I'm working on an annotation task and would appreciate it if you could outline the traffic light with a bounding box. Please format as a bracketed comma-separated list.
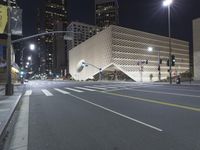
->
[158, 66, 160, 71]
[167, 59, 169, 66]
[159, 59, 162, 64]
[171, 55, 175, 66]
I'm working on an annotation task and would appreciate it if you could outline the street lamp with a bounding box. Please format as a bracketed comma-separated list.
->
[20, 43, 36, 69]
[163, 0, 173, 84]
[147, 47, 153, 52]
[29, 44, 35, 51]
[77, 60, 102, 81]
[147, 47, 161, 81]
[163, 0, 173, 6]
[27, 56, 32, 61]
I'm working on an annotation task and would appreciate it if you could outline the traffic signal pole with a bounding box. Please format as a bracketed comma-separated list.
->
[158, 50, 161, 81]
[168, 5, 172, 85]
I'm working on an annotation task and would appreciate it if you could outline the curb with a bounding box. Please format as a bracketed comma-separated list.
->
[0, 93, 23, 143]
[153, 83, 200, 87]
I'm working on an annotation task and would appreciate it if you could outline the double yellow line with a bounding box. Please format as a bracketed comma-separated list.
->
[99, 91, 200, 112]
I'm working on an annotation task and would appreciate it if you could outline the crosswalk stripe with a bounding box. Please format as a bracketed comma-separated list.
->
[41, 89, 53, 96]
[75, 87, 96, 92]
[85, 86, 106, 90]
[24, 90, 32, 96]
[54, 88, 70, 94]
[64, 88, 83, 93]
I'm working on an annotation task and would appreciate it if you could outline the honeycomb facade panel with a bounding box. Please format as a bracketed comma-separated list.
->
[69, 25, 189, 82]
[69, 27, 112, 80]
[111, 26, 189, 82]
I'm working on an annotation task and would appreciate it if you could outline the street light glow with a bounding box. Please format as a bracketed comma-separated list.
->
[28, 56, 32, 61]
[26, 62, 30, 65]
[148, 47, 153, 52]
[30, 44, 35, 51]
[163, 0, 173, 7]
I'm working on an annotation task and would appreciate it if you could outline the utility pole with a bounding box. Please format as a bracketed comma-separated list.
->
[5, 0, 13, 95]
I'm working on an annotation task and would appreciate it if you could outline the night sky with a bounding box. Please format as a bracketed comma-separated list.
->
[17, 0, 200, 47]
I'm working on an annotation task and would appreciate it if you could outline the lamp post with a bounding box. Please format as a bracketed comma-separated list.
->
[20, 44, 35, 69]
[148, 47, 161, 81]
[27, 56, 32, 70]
[163, 0, 173, 84]
[5, 0, 13, 95]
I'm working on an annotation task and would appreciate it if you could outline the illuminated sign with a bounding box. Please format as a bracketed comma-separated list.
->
[0, 4, 8, 33]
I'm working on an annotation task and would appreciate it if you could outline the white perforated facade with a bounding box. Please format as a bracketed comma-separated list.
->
[193, 18, 200, 80]
[69, 25, 189, 82]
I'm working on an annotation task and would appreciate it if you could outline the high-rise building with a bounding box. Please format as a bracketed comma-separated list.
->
[67, 22, 101, 51]
[193, 18, 200, 80]
[0, 0, 17, 7]
[37, 0, 68, 76]
[95, 0, 119, 28]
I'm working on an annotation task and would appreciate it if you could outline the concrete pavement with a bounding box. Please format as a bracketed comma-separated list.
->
[0, 85, 24, 149]
[3, 80, 200, 150]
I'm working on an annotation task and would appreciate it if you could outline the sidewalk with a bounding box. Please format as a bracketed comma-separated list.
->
[151, 80, 200, 86]
[0, 85, 24, 146]
[0, 85, 4, 92]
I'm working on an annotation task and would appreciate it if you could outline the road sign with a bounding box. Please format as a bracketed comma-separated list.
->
[0, 4, 8, 34]
[11, 8, 22, 35]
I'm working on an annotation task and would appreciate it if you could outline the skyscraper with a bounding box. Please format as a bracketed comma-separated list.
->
[67, 22, 101, 51]
[95, 0, 119, 28]
[0, 0, 17, 7]
[37, 0, 68, 76]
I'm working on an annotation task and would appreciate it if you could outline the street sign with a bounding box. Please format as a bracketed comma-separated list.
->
[64, 32, 73, 40]
[0, 4, 8, 34]
[11, 8, 22, 35]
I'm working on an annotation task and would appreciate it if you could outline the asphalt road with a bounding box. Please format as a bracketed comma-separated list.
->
[7, 80, 200, 150]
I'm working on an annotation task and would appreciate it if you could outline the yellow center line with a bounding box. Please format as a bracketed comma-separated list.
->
[125, 89, 200, 98]
[98, 91, 200, 112]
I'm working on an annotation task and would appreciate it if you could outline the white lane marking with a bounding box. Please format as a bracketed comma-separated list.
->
[69, 94, 163, 132]
[41, 89, 53, 96]
[106, 85, 163, 92]
[0, 108, 10, 112]
[24, 90, 32, 96]
[64, 87, 83, 93]
[54, 88, 70, 94]
[85, 86, 106, 90]
[75, 87, 96, 92]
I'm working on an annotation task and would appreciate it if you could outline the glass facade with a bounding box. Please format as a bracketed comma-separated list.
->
[95, 0, 119, 28]
[37, 0, 67, 76]
[67, 22, 101, 51]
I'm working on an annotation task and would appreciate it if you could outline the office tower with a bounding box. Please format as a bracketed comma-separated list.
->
[37, 0, 68, 76]
[95, 0, 119, 28]
[67, 22, 101, 50]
